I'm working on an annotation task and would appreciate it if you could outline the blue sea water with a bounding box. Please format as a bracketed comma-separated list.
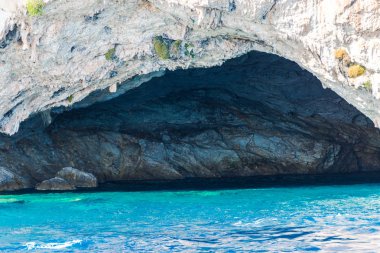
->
[1, 184, 380, 252]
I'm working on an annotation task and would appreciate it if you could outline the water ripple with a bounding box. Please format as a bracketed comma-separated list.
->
[0, 184, 380, 252]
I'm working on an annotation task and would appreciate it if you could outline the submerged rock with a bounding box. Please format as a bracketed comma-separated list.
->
[0, 167, 23, 191]
[56, 167, 97, 188]
[36, 177, 76, 191]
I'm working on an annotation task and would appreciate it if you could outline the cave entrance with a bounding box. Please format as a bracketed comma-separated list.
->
[3, 51, 380, 188]
[47, 50, 380, 177]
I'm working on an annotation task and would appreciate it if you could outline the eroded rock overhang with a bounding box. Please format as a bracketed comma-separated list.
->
[1, 50, 380, 191]
[0, 0, 380, 135]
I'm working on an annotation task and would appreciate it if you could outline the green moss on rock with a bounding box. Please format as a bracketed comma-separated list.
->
[363, 80, 372, 92]
[67, 95, 74, 103]
[172, 40, 182, 53]
[105, 48, 116, 61]
[26, 0, 45, 16]
[153, 36, 170, 60]
[184, 43, 195, 58]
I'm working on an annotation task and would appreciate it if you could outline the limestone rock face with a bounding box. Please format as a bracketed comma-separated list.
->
[0, 0, 379, 135]
[1, 1, 380, 191]
[0, 167, 24, 191]
[35, 177, 76, 191]
[56, 167, 98, 188]
[0, 51, 379, 191]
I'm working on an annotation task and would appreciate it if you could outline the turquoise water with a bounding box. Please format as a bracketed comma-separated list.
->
[1, 184, 380, 252]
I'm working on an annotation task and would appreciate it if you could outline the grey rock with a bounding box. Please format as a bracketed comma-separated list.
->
[35, 177, 76, 191]
[0, 0, 379, 137]
[0, 167, 23, 191]
[56, 167, 97, 188]
[0, 51, 379, 191]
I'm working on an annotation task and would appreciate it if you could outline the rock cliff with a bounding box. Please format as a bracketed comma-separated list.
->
[0, 0, 380, 191]
[1, 51, 380, 191]
[0, 0, 380, 134]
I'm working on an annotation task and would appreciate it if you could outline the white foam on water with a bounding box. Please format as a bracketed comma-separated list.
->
[25, 239, 82, 250]
[232, 218, 277, 227]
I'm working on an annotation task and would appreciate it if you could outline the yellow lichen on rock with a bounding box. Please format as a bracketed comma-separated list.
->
[348, 64, 366, 78]
[335, 48, 348, 60]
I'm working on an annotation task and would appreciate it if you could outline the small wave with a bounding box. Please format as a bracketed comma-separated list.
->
[232, 218, 275, 227]
[0, 198, 25, 204]
[25, 240, 82, 250]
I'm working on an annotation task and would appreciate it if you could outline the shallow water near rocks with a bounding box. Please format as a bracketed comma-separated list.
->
[1, 183, 380, 252]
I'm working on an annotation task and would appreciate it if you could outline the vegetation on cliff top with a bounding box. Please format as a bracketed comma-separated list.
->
[26, 0, 45, 16]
